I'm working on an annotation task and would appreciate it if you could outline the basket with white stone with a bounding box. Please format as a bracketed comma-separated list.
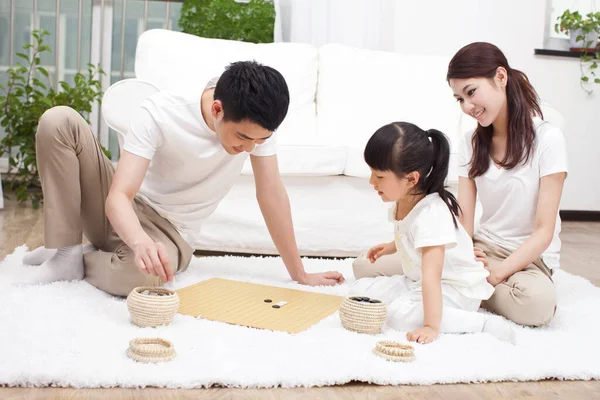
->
[339, 296, 387, 334]
[126, 286, 180, 327]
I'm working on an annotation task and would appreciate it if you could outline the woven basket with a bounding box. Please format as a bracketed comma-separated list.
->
[126, 337, 176, 363]
[126, 286, 180, 327]
[339, 296, 387, 334]
[373, 340, 415, 362]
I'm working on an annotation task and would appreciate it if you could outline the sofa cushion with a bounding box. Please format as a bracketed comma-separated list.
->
[241, 145, 347, 176]
[195, 175, 391, 257]
[101, 78, 160, 147]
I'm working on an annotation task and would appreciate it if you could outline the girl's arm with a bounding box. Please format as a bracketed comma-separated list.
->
[490, 172, 567, 284]
[407, 244, 444, 344]
[421, 245, 445, 331]
[457, 176, 477, 238]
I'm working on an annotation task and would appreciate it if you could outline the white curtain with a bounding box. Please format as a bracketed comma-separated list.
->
[275, 0, 398, 51]
[274, 0, 547, 62]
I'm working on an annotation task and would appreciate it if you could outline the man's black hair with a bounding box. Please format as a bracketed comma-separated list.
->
[214, 61, 290, 131]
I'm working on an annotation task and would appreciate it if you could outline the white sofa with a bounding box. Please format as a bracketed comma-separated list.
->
[102, 29, 565, 258]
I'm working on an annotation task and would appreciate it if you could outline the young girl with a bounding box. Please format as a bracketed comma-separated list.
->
[350, 122, 513, 344]
[447, 42, 568, 327]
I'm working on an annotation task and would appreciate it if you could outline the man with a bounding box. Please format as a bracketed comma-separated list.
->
[22, 61, 344, 296]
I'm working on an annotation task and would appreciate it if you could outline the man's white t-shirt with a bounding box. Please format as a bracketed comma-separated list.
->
[390, 193, 494, 300]
[457, 119, 568, 269]
[123, 78, 277, 247]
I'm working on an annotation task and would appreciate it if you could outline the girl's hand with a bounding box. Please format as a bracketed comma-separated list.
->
[485, 267, 503, 287]
[407, 326, 438, 344]
[474, 246, 488, 267]
[366, 241, 397, 263]
[473, 246, 503, 286]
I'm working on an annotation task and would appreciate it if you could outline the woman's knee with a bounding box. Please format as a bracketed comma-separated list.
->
[488, 279, 556, 326]
[515, 284, 556, 326]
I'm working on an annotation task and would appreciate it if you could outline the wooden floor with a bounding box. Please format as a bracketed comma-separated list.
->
[1, 196, 599, 399]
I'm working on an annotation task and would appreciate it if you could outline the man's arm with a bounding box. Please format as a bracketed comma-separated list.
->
[250, 154, 344, 286]
[105, 150, 173, 282]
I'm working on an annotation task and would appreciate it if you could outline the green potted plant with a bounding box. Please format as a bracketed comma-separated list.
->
[178, 0, 275, 43]
[0, 29, 108, 208]
[555, 10, 600, 93]
[555, 10, 600, 50]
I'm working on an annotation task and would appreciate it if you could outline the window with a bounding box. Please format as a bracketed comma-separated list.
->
[545, 0, 598, 48]
[0, 0, 183, 162]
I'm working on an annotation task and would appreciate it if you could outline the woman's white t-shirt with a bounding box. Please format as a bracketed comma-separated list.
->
[122, 78, 277, 247]
[390, 193, 494, 300]
[457, 119, 568, 269]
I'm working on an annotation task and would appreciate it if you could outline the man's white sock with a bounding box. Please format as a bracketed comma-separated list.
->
[20, 244, 84, 285]
[22, 246, 57, 266]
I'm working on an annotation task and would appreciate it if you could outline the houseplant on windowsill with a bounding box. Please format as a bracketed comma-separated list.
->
[555, 9, 600, 93]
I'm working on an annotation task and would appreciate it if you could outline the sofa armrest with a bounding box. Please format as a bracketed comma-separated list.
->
[101, 79, 160, 149]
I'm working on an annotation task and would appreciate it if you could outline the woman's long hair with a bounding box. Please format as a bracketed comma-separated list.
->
[447, 42, 542, 178]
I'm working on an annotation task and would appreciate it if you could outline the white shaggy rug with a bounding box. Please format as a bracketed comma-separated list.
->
[1, 245, 599, 389]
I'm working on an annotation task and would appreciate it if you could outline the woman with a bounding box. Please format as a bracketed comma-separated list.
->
[446, 42, 568, 327]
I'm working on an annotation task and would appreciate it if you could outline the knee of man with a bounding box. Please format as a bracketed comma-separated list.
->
[511, 280, 557, 327]
[352, 253, 372, 279]
[85, 248, 162, 297]
[36, 106, 77, 141]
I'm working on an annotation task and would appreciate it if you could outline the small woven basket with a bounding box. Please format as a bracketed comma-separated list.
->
[126, 286, 180, 327]
[126, 337, 176, 363]
[339, 296, 387, 334]
[373, 340, 416, 362]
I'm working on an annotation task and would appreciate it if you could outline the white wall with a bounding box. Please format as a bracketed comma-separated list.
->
[281, 0, 600, 211]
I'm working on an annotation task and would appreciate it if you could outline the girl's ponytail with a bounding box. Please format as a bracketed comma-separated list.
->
[424, 129, 461, 227]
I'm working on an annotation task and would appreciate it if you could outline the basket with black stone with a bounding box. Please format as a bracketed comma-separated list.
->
[126, 286, 180, 327]
[339, 296, 387, 334]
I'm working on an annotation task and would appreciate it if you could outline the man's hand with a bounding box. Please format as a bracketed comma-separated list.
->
[367, 241, 397, 263]
[406, 326, 439, 344]
[297, 271, 345, 286]
[132, 241, 173, 283]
